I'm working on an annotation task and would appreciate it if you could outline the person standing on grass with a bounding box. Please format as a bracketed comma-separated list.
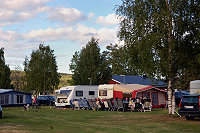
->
[32, 96, 38, 109]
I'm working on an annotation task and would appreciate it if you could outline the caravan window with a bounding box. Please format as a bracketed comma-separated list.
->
[99, 90, 107, 96]
[89, 91, 95, 95]
[76, 91, 83, 97]
[17, 95, 24, 103]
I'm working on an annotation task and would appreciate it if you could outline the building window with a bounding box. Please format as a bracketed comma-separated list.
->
[76, 91, 83, 97]
[17, 95, 24, 104]
[89, 91, 95, 95]
[0, 95, 10, 104]
[99, 90, 107, 96]
[0, 95, 4, 104]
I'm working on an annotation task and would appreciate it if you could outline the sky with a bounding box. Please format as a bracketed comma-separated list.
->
[0, 0, 123, 74]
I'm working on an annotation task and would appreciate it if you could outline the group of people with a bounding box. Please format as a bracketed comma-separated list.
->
[123, 97, 146, 112]
[70, 96, 149, 112]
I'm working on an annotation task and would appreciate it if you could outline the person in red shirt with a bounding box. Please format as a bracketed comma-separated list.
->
[32, 96, 38, 109]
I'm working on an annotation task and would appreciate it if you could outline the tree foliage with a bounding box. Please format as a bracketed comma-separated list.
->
[116, 0, 199, 114]
[0, 47, 11, 89]
[69, 37, 112, 85]
[10, 66, 26, 91]
[106, 43, 139, 75]
[24, 44, 60, 95]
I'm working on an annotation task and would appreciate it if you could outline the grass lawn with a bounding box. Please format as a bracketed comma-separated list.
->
[0, 107, 200, 133]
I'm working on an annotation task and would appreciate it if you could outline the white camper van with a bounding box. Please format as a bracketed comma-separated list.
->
[55, 85, 98, 107]
[190, 80, 200, 95]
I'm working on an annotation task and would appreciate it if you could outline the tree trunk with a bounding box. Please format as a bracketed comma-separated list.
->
[168, 79, 176, 114]
[165, 0, 176, 115]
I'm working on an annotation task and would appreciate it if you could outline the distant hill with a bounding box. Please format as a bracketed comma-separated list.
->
[10, 70, 72, 89]
[59, 73, 72, 88]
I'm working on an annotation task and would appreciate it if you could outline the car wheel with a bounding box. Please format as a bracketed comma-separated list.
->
[185, 116, 194, 120]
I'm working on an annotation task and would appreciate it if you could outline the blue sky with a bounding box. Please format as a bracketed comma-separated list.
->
[0, 0, 123, 73]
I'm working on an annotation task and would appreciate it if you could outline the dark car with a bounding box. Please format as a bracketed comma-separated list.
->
[37, 96, 55, 106]
[178, 95, 200, 120]
[0, 105, 2, 119]
[175, 90, 189, 106]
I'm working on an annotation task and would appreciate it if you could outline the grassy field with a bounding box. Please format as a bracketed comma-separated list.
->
[0, 107, 200, 133]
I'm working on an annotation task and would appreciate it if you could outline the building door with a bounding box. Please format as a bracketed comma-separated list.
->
[152, 92, 158, 106]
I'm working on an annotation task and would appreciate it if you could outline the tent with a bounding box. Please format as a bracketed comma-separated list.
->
[98, 84, 167, 108]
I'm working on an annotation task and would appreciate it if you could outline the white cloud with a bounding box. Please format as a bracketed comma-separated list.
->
[20, 23, 119, 47]
[1, 0, 50, 11]
[47, 7, 86, 24]
[0, 0, 50, 26]
[96, 13, 120, 26]
[88, 12, 95, 20]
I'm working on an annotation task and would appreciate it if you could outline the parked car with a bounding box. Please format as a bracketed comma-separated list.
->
[0, 105, 2, 119]
[178, 95, 200, 120]
[175, 90, 189, 106]
[37, 96, 55, 106]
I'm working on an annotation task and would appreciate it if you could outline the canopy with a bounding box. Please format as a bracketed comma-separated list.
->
[113, 84, 150, 93]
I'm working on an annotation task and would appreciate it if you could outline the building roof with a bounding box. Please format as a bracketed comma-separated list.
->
[0, 89, 13, 94]
[111, 75, 167, 86]
[0, 89, 31, 95]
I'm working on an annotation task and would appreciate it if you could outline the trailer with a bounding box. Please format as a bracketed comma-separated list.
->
[190, 80, 200, 95]
[55, 85, 98, 107]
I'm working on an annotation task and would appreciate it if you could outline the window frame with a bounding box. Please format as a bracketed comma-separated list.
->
[76, 91, 83, 97]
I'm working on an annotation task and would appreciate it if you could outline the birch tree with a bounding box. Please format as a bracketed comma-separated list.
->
[116, 0, 199, 114]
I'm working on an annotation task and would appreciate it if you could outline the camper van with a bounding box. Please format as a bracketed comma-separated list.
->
[55, 85, 98, 107]
[190, 80, 200, 95]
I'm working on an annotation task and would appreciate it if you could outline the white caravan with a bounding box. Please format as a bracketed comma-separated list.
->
[190, 80, 200, 95]
[55, 85, 98, 107]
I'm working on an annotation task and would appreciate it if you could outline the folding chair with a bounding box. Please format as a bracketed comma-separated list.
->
[82, 98, 89, 110]
[78, 99, 84, 110]
[134, 103, 143, 112]
[107, 99, 114, 111]
[113, 99, 118, 111]
[143, 101, 152, 112]
[117, 99, 125, 112]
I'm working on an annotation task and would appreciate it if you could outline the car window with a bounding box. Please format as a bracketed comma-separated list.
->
[38, 96, 48, 100]
[48, 96, 55, 100]
[182, 96, 199, 104]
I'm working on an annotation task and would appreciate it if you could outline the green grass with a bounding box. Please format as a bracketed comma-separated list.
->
[0, 107, 200, 133]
